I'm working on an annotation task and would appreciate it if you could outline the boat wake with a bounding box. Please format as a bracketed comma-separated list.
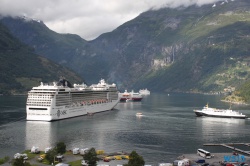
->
[136, 113, 145, 117]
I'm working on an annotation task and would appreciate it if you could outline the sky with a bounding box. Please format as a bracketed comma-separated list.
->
[0, 0, 222, 40]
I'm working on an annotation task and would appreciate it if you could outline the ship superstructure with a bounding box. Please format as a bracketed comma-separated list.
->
[26, 78, 119, 121]
[194, 104, 248, 119]
[139, 89, 150, 95]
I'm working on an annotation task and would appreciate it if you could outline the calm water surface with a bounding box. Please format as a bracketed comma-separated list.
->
[0, 93, 250, 165]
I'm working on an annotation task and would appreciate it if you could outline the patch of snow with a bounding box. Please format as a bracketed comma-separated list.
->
[32, 18, 41, 23]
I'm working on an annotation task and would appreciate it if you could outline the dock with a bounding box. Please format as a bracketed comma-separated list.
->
[204, 143, 250, 156]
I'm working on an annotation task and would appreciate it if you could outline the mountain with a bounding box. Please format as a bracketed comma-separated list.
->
[0, 22, 83, 95]
[89, 0, 250, 92]
[0, 16, 89, 73]
[1, 0, 250, 94]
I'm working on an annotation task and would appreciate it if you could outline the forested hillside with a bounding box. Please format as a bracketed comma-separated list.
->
[0, 23, 83, 95]
[0, 16, 89, 73]
[135, 20, 250, 92]
[236, 81, 250, 102]
[224, 80, 250, 103]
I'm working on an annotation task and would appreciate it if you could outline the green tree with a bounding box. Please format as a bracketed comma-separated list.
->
[83, 148, 98, 166]
[124, 151, 145, 166]
[45, 149, 57, 164]
[56, 142, 66, 154]
[12, 157, 31, 166]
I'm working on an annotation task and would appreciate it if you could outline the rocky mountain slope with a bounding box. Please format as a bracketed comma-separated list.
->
[1, 0, 250, 93]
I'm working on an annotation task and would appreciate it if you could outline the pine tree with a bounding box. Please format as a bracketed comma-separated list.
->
[124, 150, 145, 166]
[83, 148, 98, 166]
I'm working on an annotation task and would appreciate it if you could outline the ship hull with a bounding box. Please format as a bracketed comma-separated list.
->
[26, 100, 119, 121]
[200, 113, 247, 119]
[194, 111, 204, 117]
[194, 110, 247, 119]
[120, 97, 143, 102]
[131, 98, 143, 101]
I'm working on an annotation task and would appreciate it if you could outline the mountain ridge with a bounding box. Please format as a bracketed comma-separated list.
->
[1, 0, 250, 97]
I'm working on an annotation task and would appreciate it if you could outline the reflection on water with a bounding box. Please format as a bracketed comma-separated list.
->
[119, 101, 142, 110]
[199, 116, 246, 125]
[197, 117, 246, 143]
[25, 121, 53, 150]
[200, 117, 246, 126]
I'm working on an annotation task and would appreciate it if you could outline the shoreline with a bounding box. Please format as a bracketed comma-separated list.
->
[5, 149, 250, 166]
[221, 99, 248, 106]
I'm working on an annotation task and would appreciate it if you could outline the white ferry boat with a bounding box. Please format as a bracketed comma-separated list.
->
[139, 88, 150, 95]
[26, 77, 119, 121]
[194, 104, 248, 119]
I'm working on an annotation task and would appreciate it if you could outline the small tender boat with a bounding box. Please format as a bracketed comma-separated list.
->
[136, 112, 143, 117]
[194, 104, 248, 119]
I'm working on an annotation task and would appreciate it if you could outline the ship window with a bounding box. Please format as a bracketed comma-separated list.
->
[29, 108, 47, 110]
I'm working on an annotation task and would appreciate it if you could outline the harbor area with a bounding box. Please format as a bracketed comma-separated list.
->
[9, 149, 130, 166]
[180, 152, 250, 166]
[8, 151, 250, 166]
[177, 143, 250, 166]
[7, 143, 250, 166]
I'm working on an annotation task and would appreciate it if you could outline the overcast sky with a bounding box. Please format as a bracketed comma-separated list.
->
[0, 0, 222, 40]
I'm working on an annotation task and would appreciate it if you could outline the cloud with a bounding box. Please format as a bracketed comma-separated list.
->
[0, 0, 221, 40]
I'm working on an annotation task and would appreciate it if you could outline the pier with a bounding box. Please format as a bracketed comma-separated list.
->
[204, 143, 250, 156]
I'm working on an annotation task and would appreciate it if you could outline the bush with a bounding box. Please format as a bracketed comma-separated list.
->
[45, 149, 57, 164]
[0, 156, 9, 165]
[124, 151, 145, 166]
[83, 148, 98, 166]
[12, 157, 31, 166]
[56, 142, 66, 154]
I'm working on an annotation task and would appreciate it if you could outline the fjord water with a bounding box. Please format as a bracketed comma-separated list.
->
[0, 93, 250, 164]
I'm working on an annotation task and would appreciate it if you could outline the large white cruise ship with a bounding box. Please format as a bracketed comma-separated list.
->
[26, 77, 119, 121]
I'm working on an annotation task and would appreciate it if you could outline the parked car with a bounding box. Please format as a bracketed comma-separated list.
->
[14, 153, 28, 160]
[80, 148, 90, 155]
[31, 146, 40, 154]
[201, 163, 209, 166]
[103, 158, 110, 162]
[81, 160, 88, 166]
[73, 148, 80, 155]
[45, 147, 52, 153]
[196, 159, 206, 164]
